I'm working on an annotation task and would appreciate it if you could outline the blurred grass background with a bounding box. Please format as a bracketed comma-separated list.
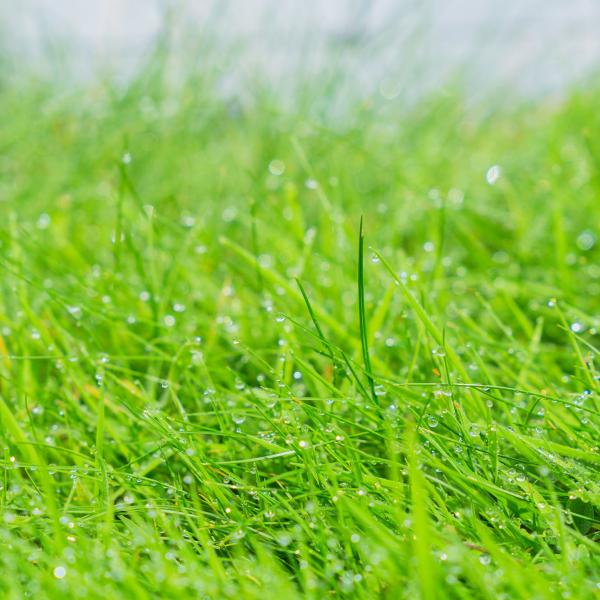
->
[0, 2, 599, 599]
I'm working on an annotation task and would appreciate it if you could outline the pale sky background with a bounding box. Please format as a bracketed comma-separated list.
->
[4, 1, 600, 100]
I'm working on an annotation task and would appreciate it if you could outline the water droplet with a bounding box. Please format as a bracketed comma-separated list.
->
[122, 152, 132, 164]
[37, 213, 51, 230]
[276, 532, 292, 547]
[576, 230, 596, 251]
[485, 165, 501, 185]
[268, 159, 285, 176]
[479, 553, 491, 566]
[53, 566, 67, 579]
[570, 322, 584, 333]
[232, 529, 245, 541]
[222, 207, 237, 222]
[427, 416, 439, 428]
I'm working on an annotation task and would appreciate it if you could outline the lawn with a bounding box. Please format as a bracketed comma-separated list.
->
[0, 46, 599, 599]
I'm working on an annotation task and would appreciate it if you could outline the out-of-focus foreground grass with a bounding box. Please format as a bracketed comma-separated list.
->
[0, 39, 599, 599]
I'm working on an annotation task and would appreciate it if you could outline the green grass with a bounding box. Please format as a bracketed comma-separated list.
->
[0, 54, 599, 599]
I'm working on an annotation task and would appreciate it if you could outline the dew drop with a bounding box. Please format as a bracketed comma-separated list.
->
[570, 322, 584, 333]
[479, 553, 491, 566]
[427, 416, 439, 428]
[53, 566, 67, 579]
[268, 159, 285, 176]
[485, 165, 501, 185]
[37, 213, 51, 229]
[576, 230, 596, 251]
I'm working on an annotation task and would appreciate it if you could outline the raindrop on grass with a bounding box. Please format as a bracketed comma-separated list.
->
[232, 529, 245, 541]
[427, 416, 439, 428]
[276, 533, 292, 547]
[53, 566, 67, 579]
[485, 165, 501, 185]
[576, 230, 596, 251]
[181, 215, 195, 228]
[37, 213, 51, 229]
[268, 159, 285, 176]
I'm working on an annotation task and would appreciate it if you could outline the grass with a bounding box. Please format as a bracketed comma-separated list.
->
[0, 45, 599, 599]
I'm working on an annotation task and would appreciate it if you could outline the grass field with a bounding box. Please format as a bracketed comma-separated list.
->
[0, 45, 599, 599]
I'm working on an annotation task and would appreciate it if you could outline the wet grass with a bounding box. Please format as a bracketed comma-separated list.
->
[0, 62, 599, 599]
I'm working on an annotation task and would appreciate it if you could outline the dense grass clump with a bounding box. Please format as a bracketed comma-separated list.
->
[0, 62, 599, 598]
